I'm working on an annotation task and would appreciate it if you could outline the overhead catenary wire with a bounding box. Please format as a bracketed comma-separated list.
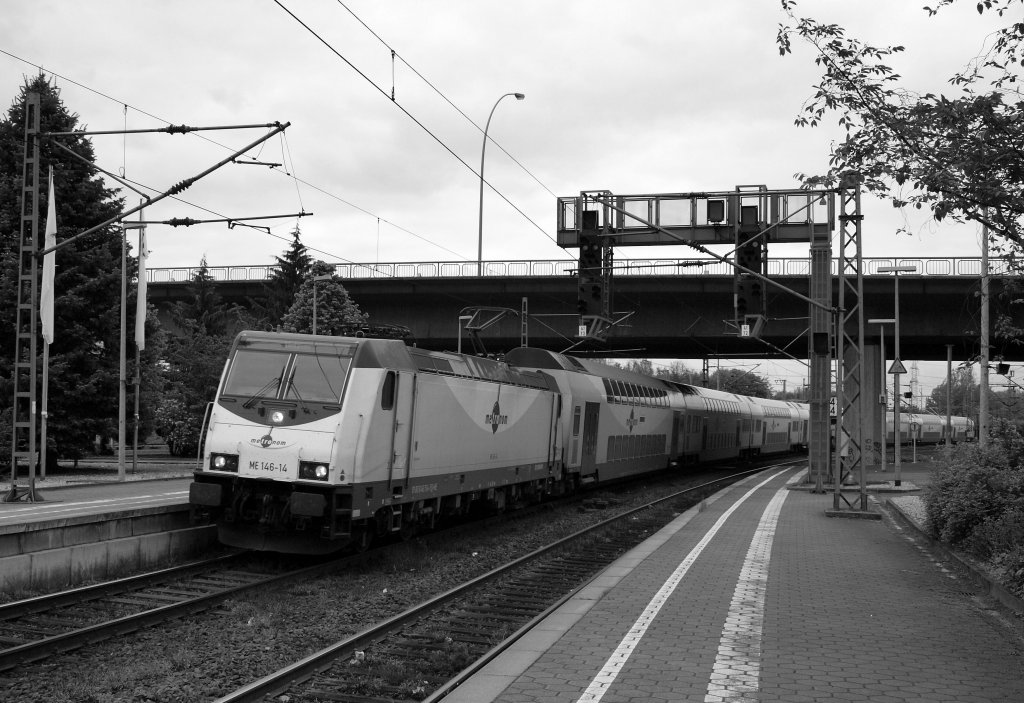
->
[0, 47, 472, 262]
[272, 0, 559, 249]
[334, 0, 557, 199]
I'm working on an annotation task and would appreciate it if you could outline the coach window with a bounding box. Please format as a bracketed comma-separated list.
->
[381, 371, 396, 410]
[572, 406, 582, 436]
[612, 380, 624, 403]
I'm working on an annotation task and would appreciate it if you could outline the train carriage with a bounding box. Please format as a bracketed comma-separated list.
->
[505, 348, 678, 483]
[883, 411, 975, 445]
[754, 397, 805, 455]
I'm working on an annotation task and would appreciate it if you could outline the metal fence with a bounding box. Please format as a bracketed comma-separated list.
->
[147, 257, 1014, 284]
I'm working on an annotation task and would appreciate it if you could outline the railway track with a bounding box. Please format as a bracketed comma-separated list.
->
[0, 465, 688, 676]
[0, 551, 358, 672]
[214, 462, 802, 702]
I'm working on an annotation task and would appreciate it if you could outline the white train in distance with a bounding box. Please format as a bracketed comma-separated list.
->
[189, 332, 810, 554]
[883, 411, 974, 444]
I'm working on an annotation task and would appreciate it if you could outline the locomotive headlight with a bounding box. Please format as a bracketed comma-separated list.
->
[210, 453, 239, 472]
[299, 461, 330, 481]
[270, 410, 286, 424]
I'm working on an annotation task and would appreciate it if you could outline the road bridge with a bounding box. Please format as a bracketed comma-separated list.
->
[146, 257, 1022, 361]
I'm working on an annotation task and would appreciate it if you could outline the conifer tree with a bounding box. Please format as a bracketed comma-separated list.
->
[281, 260, 368, 335]
[170, 256, 239, 336]
[156, 258, 237, 456]
[0, 75, 162, 463]
[262, 226, 312, 327]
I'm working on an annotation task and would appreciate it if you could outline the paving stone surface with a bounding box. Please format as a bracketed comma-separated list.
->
[445, 468, 1024, 703]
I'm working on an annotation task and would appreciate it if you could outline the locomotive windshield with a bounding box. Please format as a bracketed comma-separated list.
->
[224, 348, 353, 405]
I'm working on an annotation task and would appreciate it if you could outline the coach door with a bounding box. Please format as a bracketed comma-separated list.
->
[580, 402, 600, 477]
[387, 371, 417, 497]
[670, 412, 682, 463]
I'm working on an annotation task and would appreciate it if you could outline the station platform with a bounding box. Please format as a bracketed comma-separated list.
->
[442, 464, 1024, 703]
[0, 463, 210, 594]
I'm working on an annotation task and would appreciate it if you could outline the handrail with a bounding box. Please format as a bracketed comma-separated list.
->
[147, 256, 1017, 284]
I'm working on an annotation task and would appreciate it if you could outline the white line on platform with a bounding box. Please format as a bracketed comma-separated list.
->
[0, 492, 189, 520]
[703, 478, 793, 702]
[574, 470, 790, 703]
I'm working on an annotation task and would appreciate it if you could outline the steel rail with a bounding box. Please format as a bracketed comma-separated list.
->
[0, 550, 362, 672]
[0, 553, 242, 621]
[214, 460, 805, 703]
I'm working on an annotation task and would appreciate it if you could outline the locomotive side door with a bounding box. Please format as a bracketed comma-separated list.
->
[580, 401, 600, 477]
[387, 371, 417, 496]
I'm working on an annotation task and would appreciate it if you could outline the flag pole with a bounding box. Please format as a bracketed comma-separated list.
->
[38, 166, 58, 492]
[40, 342, 48, 481]
[132, 202, 146, 474]
[118, 223, 127, 481]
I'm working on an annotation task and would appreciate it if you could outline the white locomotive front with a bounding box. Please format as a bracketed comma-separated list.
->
[190, 332, 562, 553]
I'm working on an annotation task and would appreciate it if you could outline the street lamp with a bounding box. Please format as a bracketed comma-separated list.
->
[477, 92, 525, 277]
[868, 318, 895, 475]
[311, 273, 333, 335]
[877, 264, 916, 486]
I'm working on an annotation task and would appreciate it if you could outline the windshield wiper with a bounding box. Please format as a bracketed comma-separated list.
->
[242, 377, 282, 409]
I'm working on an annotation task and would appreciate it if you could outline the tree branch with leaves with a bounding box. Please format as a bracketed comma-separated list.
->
[777, 0, 1024, 251]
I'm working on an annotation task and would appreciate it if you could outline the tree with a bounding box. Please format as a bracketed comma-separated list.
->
[775, 383, 808, 401]
[261, 225, 312, 328]
[281, 260, 368, 335]
[989, 388, 1024, 432]
[0, 75, 149, 463]
[170, 255, 240, 336]
[655, 361, 705, 386]
[776, 1, 1024, 249]
[928, 366, 980, 418]
[711, 368, 774, 398]
[622, 359, 655, 377]
[155, 260, 238, 456]
[155, 320, 231, 457]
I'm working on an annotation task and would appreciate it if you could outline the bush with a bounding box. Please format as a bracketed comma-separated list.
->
[925, 419, 1024, 596]
[990, 545, 1024, 599]
[154, 396, 203, 457]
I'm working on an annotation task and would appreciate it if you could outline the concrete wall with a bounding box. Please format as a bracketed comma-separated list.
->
[0, 507, 217, 595]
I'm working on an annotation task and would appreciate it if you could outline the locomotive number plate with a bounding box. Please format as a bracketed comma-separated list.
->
[249, 460, 289, 473]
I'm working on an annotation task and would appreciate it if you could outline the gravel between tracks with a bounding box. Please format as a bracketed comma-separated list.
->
[0, 479, 695, 703]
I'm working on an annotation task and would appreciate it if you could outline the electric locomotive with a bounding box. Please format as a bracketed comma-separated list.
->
[190, 332, 563, 553]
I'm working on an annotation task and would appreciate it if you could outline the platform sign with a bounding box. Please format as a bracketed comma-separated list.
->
[829, 396, 836, 417]
[888, 359, 908, 375]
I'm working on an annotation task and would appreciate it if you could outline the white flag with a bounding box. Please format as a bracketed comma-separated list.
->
[40, 167, 57, 344]
[135, 225, 148, 350]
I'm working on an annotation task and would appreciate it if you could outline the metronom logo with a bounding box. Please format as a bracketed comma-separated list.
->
[486, 401, 508, 434]
[252, 434, 287, 449]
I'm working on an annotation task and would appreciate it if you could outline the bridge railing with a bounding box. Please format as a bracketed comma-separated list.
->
[147, 257, 1015, 283]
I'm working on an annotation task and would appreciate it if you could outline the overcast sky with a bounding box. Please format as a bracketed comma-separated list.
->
[1, 0, 1010, 392]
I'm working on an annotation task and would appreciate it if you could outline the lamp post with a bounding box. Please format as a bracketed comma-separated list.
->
[477, 92, 524, 277]
[869, 318, 895, 475]
[878, 265, 916, 486]
[311, 273, 333, 335]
